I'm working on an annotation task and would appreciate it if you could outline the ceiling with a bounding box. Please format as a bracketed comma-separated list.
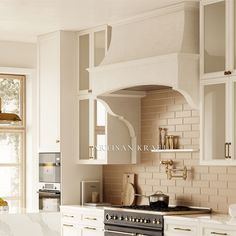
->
[0, 0, 198, 43]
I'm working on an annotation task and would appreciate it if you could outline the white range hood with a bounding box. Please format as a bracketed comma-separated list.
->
[89, 2, 199, 109]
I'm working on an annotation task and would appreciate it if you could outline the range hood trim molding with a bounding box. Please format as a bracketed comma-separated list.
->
[89, 53, 199, 109]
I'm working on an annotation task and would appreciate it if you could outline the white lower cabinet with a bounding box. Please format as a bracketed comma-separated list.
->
[164, 218, 198, 236]
[62, 223, 79, 236]
[200, 223, 236, 236]
[80, 226, 104, 236]
[165, 216, 236, 236]
[61, 206, 104, 236]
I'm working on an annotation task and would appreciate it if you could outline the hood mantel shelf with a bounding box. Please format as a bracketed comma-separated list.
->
[89, 2, 200, 109]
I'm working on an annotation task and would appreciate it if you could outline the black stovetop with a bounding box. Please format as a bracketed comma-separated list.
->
[105, 204, 211, 216]
[118, 205, 197, 212]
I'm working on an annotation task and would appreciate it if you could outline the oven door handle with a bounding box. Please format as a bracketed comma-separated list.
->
[105, 229, 136, 235]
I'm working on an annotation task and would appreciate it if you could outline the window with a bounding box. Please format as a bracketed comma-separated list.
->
[0, 74, 26, 208]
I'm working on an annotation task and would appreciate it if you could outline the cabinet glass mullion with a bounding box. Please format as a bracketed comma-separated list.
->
[204, 1, 226, 74]
[203, 82, 226, 160]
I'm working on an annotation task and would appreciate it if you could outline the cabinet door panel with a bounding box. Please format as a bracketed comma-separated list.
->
[39, 34, 60, 152]
[204, 1, 226, 73]
[203, 83, 226, 160]
[81, 227, 104, 236]
[62, 224, 79, 236]
[203, 227, 236, 236]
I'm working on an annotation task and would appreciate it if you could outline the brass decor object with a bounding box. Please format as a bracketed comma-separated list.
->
[160, 160, 188, 180]
[0, 97, 21, 122]
[158, 127, 179, 150]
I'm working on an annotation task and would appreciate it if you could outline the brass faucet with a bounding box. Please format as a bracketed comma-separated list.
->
[160, 160, 173, 174]
[160, 159, 188, 180]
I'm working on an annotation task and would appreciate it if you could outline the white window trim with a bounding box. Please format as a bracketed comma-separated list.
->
[0, 67, 37, 211]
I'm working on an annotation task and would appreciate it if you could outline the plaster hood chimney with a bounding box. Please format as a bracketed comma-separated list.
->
[89, 2, 200, 109]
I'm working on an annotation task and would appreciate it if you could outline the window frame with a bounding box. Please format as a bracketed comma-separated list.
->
[0, 74, 26, 208]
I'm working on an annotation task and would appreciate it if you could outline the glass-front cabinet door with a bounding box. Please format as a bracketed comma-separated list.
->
[78, 96, 95, 161]
[79, 34, 90, 91]
[94, 30, 106, 66]
[203, 1, 226, 75]
[78, 26, 109, 93]
[77, 96, 108, 163]
[233, 77, 236, 160]
[234, 0, 236, 71]
[201, 81, 227, 162]
[94, 100, 107, 161]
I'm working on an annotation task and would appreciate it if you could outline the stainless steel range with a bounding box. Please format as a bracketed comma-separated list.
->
[104, 205, 211, 236]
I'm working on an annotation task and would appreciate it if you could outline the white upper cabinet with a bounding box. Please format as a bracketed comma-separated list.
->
[234, 0, 236, 71]
[78, 26, 111, 93]
[200, 0, 236, 78]
[76, 95, 141, 165]
[76, 26, 140, 165]
[200, 76, 236, 165]
[200, 0, 236, 165]
[38, 32, 61, 152]
[79, 34, 90, 91]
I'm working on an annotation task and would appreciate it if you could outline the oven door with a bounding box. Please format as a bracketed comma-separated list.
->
[39, 153, 60, 183]
[104, 225, 163, 236]
[38, 190, 60, 212]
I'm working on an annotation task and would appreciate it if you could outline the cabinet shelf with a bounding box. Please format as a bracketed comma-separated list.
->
[151, 149, 199, 153]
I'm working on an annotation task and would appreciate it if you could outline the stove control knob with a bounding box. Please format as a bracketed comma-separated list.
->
[113, 216, 118, 220]
[140, 219, 144, 223]
[129, 217, 132, 222]
[152, 220, 157, 224]
[119, 216, 124, 221]
[156, 220, 161, 225]
[105, 214, 111, 221]
[144, 219, 150, 224]
[132, 218, 136, 222]
[125, 217, 128, 221]
[135, 218, 140, 223]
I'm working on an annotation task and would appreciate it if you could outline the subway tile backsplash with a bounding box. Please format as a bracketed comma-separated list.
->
[103, 89, 236, 213]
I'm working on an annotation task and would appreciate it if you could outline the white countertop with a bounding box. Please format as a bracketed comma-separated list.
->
[164, 213, 236, 226]
[60, 204, 106, 211]
[0, 207, 60, 215]
[0, 211, 60, 236]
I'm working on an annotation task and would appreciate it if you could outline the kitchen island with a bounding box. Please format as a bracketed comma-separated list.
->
[0, 209, 60, 236]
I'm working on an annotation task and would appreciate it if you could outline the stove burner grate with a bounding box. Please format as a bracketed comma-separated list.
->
[118, 205, 198, 212]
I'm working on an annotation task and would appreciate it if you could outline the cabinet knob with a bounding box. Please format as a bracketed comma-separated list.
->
[224, 71, 232, 75]
[56, 140, 60, 143]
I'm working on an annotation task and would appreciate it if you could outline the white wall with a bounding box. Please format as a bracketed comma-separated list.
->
[0, 41, 37, 211]
[0, 41, 36, 68]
